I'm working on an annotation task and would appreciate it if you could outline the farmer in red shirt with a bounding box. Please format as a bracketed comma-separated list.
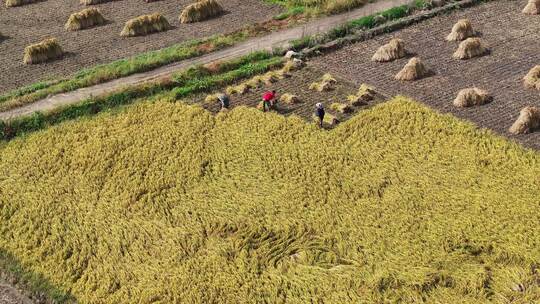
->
[261, 90, 277, 112]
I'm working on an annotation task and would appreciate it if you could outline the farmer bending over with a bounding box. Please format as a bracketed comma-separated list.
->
[262, 90, 277, 112]
[218, 93, 230, 111]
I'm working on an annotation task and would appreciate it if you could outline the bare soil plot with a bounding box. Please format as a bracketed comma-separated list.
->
[0, 284, 31, 304]
[0, 0, 282, 94]
[311, 0, 540, 149]
[192, 66, 386, 126]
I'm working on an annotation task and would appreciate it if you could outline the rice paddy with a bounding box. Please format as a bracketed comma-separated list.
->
[0, 97, 539, 303]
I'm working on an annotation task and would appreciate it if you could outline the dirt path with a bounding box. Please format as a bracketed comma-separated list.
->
[0, 0, 411, 121]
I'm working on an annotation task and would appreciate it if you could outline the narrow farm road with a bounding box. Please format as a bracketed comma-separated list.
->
[0, 0, 411, 120]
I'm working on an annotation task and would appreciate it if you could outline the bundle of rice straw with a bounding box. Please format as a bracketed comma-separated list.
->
[395, 57, 428, 81]
[453, 38, 488, 60]
[80, 0, 113, 5]
[23, 38, 63, 64]
[523, 0, 540, 15]
[330, 102, 354, 114]
[279, 93, 301, 104]
[452, 88, 492, 107]
[509, 106, 540, 134]
[282, 58, 304, 72]
[523, 65, 540, 90]
[120, 13, 171, 37]
[372, 38, 406, 62]
[180, 0, 224, 23]
[65, 8, 106, 31]
[5, 0, 39, 7]
[446, 19, 474, 41]
[310, 73, 337, 92]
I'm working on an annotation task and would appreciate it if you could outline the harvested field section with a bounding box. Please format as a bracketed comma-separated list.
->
[0, 0, 282, 93]
[193, 66, 385, 125]
[311, 0, 540, 149]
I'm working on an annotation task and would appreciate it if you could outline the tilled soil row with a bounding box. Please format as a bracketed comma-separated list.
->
[0, 0, 282, 93]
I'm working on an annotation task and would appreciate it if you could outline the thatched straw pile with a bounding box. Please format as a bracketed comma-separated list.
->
[523, 0, 540, 15]
[5, 0, 39, 7]
[446, 19, 474, 41]
[282, 59, 304, 73]
[23, 38, 63, 64]
[509, 106, 540, 134]
[279, 93, 301, 104]
[453, 88, 492, 107]
[347, 84, 376, 106]
[395, 57, 428, 81]
[65, 8, 106, 31]
[80, 0, 113, 5]
[204, 93, 220, 103]
[262, 71, 280, 85]
[331, 103, 354, 114]
[310, 74, 337, 92]
[120, 13, 171, 37]
[453, 38, 488, 60]
[523, 65, 540, 90]
[180, 0, 224, 23]
[372, 38, 406, 62]
[226, 84, 250, 95]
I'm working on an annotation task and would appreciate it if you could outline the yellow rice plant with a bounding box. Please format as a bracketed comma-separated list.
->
[0, 97, 539, 303]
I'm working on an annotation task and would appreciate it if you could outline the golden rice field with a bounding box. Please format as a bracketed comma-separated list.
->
[0, 97, 539, 303]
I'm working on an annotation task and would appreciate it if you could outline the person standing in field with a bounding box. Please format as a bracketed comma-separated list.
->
[315, 103, 325, 127]
[217, 93, 230, 111]
[261, 90, 277, 112]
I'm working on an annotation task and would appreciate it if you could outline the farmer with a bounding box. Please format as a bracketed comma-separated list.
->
[261, 90, 277, 112]
[217, 93, 230, 111]
[315, 103, 325, 127]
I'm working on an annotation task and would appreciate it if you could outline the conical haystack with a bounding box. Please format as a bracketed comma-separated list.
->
[523, 65, 540, 90]
[395, 57, 428, 81]
[180, 0, 224, 23]
[523, 0, 540, 15]
[446, 19, 474, 41]
[371, 38, 406, 62]
[453, 88, 492, 107]
[65, 8, 106, 31]
[23, 38, 63, 64]
[120, 13, 171, 37]
[453, 38, 488, 60]
[509, 106, 540, 134]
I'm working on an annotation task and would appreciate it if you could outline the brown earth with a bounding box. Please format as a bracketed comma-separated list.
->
[0, 0, 282, 94]
[310, 0, 540, 149]
[0, 284, 32, 304]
